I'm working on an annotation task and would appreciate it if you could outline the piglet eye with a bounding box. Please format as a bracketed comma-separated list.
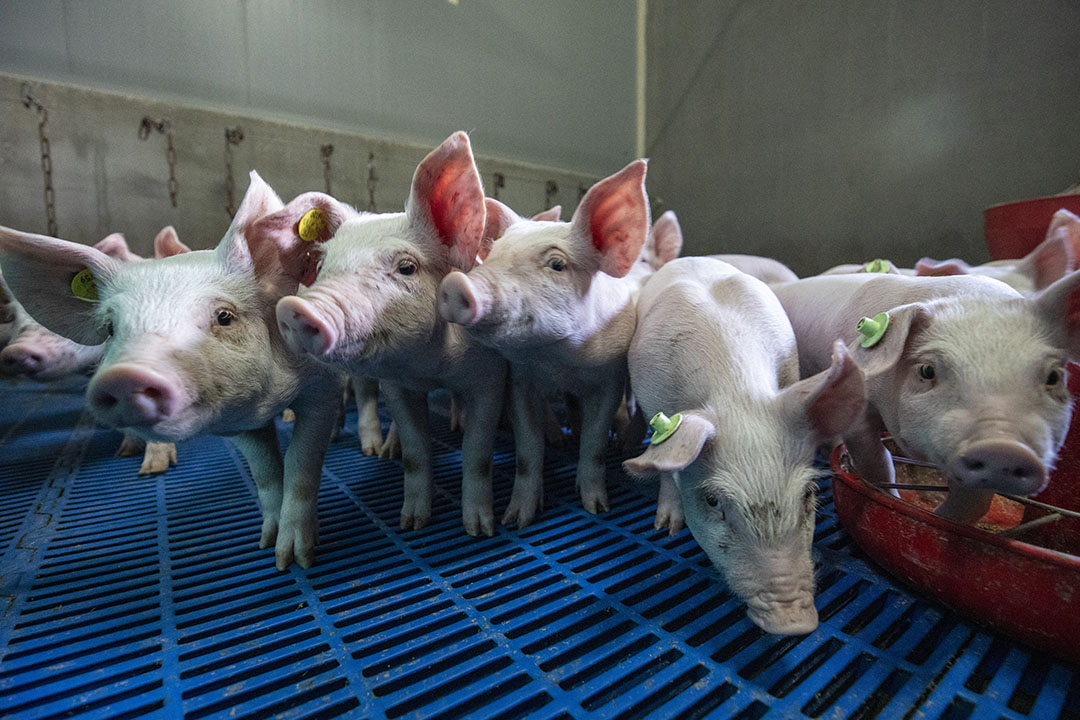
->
[398, 259, 417, 276]
[215, 310, 234, 327]
[1048, 369, 1062, 386]
[918, 364, 935, 381]
[105, 321, 115, 337]
[705, 493, 719, 507]
[547, 257, 566, 272]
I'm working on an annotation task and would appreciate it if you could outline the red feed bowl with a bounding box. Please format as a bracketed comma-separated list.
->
[984, 194, 1080, 261]
[830, 445, 1080, 665]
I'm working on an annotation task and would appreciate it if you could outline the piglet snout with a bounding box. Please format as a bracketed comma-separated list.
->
[948, 439, 1047, 496]
[746, 593, 818, 636]
[439, 271, 483, 326]
[1, 344, 44, 376]
[89, 364, 177, 427]
[276, 296, 338, 356]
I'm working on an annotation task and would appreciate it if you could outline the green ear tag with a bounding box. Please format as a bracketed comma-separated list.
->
[857, 312, 890, 348]
[864, 258, 890, 273]
[71, 269, 98, 302]
[297, 208, 327, 243]
[649, 412, 682, 445]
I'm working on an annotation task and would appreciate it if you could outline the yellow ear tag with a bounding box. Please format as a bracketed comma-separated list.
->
[71, 269, 99, 302]
[298, 208, 327, 243]
[857, 312, 890, 348]
[864, 258, 890, 274]
[649, 412, 683, 445]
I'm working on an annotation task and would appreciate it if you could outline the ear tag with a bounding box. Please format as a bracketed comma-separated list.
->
[71, 269, 99, 302]
[857, 312, 890, 348]
[297, 208, 328, 243]
[649, 412, 682, 444]
[864, 258, 890, 273]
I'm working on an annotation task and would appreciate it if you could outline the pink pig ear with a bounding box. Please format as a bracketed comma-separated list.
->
[479, 198, 521, 261]
[531, 205, 562, 222]
[622, 411, 716, 478]
[249, 191, 351, 290]
[153, 226, 191, 259]
[0, 225, 119, 345]
[93, 233, 143, 263]
[570, 160, 650, 277]
[1034, 268, 1080, 359]
[782, 341, 866, 440]
[217, 171, 285, 281]
[915, 257, 971, 277]
[648, 210, 683, 269]
[406, 132, 486, 271]
[853, 303, 932, 389]
[1022, 209, 1080, 290]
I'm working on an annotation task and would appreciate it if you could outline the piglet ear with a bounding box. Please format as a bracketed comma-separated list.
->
[622, 411, 715, 478]
[1021, 209, 1080, 290]
[406, 131, 486, 271]
[782, 341, 866, 441]
[93, 233, 143, 263]
[153, 226, 191, 259]
[853, 303, 932, 389]
[249, 191, 351, 290]
[217, 171, 285, 276]
[0, 225, 119, 345]
[1034, 268, 1080, 360]
[571, 160, 650, 278]
[479, 198, 521, 261]
[648, 210, 683, 269]
[915, 257, 971, 277]
[532, 205, 562, 222]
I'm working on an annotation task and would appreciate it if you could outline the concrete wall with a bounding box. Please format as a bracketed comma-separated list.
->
[0, 73, 598, 255]
[0, 0, 637, 177]
[646, 1, 1080, 275]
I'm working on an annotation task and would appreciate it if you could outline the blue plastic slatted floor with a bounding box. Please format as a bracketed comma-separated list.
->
[0, 378, 1077, 720]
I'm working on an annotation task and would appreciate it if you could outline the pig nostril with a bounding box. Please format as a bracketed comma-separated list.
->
[98, 394, 118, 409]
[302, 325, 320, 337]
[143, 387, 162, 400]
[963, 458, 984, 472]
[1013, 468, 1029, 478]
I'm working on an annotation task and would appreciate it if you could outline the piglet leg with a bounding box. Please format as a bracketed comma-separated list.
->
[460, 365, 505, 536]
[576, 375, 623, 513]
[383, 382, 434, 531]
[843, 422, 896, 490]
[503, 376, 545, 527]
[353, 375, 384, 456]
[279, 375, 344, 569]
[231, 422, 285, 553]
[115, 431, 145, 458]
[655, 475, 684, 535]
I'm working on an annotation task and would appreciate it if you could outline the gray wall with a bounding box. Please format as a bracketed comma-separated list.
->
[646, 1, 1080, 275]
[0, 0, 637, 177]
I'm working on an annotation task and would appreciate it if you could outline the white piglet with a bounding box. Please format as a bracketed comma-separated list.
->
[266, 132, 507, 536]
[0, 173, 344, 569]
[438, 160, 651, 525]
[774, 271, 1080, 523]
[623, 257, 865, 635]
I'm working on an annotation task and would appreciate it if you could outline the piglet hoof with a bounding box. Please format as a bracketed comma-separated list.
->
[115, 434, 146, 458]
[399, 494, 432, 531]
[580, 489, 610, 514]
[399, 513, 430, 532]
[259, 518, 279, 550]
[654, 508, 685, 536]
[274, 520, 318, 570]
[379, 423, 402, 460]
[358, 423, 384, 456]
[281, 408, 296, 423]
[502, 486, 544, 528]
[463, 506, 496, 537]
[138, 441, 177, 475]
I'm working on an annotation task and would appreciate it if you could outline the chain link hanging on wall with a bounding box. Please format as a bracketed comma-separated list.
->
[20, 83, 58, 236]
[366, 152, 378, 212]
[492, 172, 505, 201]
[321, 144, 334, 195]
[138, 117, 179, 208]
[544, 180, 559, 210]
[223, 126, 244, 217]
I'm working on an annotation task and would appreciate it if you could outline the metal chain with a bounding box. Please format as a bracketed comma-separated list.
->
[321, 143, 334, 195]
[223, 126, 244, 217]
[366, 151, 378, 212]
[492, 172, 505, 201]
[139, 116, 178, 207]
[544, 180, 559, 209]
[21, 83, 58, 236]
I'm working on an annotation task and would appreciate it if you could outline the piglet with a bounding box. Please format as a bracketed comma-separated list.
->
[0, 173, 344, 569]
[0, 231, 180, 475]
[916, 209, 1080, 294]
[774, 271, 1080, 523]
[265, 132, 506, 536]
[439, 160, 650, 525]
[623, 257, 865, 635]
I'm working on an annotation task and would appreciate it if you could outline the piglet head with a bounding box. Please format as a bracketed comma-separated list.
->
[271, 131, 486, 370]
[624, 342, 865, 635]
[440, 160, 649, 350]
